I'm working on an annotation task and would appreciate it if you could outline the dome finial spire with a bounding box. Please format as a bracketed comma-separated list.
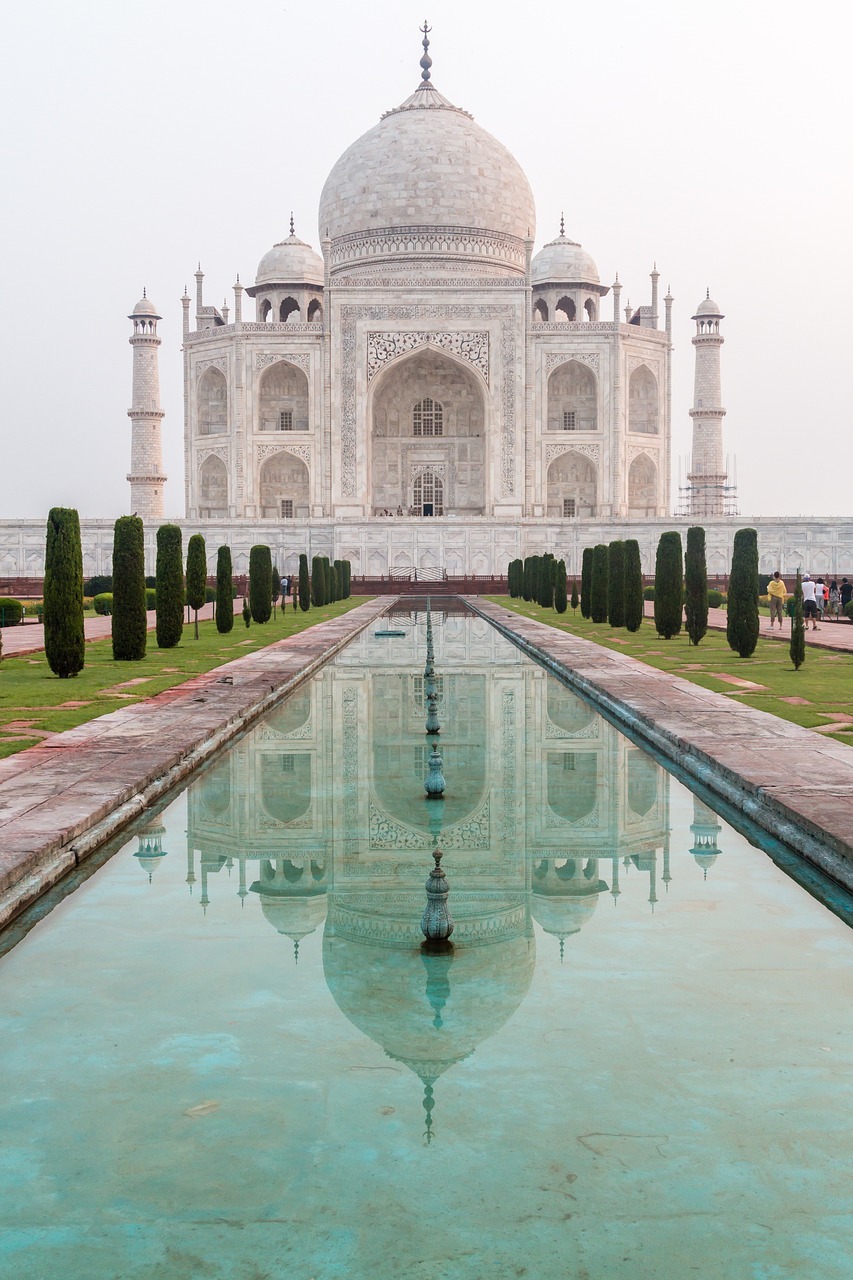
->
[419, 19, 433, 85]
[560, 211, 565, 237]
[289, 211, 295, 237]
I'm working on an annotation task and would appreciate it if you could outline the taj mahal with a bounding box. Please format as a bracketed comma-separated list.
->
[2, 27, 850, 580]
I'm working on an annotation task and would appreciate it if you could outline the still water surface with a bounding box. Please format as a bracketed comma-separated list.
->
[1, 610, 851, 1279]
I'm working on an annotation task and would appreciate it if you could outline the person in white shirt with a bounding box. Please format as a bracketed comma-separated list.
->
[800, 574, 819, 630]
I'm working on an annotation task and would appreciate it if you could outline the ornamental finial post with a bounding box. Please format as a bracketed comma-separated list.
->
[560, 211, 565, 237]
[289, 211, 295, 236]
[419, 19, 433, 83]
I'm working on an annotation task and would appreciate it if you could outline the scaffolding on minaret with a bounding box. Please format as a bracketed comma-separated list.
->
[675, 454, 739, 517]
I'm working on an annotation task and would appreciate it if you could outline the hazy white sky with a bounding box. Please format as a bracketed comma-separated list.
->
[1, 0, 849, 520]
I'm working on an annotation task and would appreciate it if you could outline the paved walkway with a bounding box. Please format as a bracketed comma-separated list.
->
[643, 601, 853, 652]
[472, 598, 853, 894]
[0, 599, 255, 658]
[0, 597, 390, 930]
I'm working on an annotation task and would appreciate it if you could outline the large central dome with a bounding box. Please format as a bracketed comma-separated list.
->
[318, 49, 535, 277]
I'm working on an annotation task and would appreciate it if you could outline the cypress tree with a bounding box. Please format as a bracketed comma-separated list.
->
[624, 539, 644, 633]
[580, 547, 593, 619]
[522, 556, 533, 602]
[242, 597, 251, 627]
[155, 524, 183, 649]
[311, 555, 326, 607]
[790, 570, 805, 670]
[299, 553, 311, 611]
[329, 563, 339, 603]
[271, 565, 281, 619]
[685, 526, 709, 646]
[249, 544, 272, 623]
[334, 560, 345, 602]
[591, 544, 609, 623]
[607, 540, 626, 628]
[570, 580, 579, 613]
[342, 560, 351, 598]
[112, 515, 147, 661]
[215, 545, 234, 634]
[554, 560, 568, 613]
[44, 506, 85, 678]
[653, 531, 683, 639]
[323, 556, 333, 604]
[727, 527, 760, 658]
[186, 533, 207, 640]
[538, 553, 554, 608]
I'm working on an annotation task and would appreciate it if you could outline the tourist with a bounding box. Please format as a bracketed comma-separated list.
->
[841, 578, 852, 613]
[815, 577, 827, 619]
[801, 573, 819, 630]
[767, 571, 787, 628]
[827, 580, 840, 621]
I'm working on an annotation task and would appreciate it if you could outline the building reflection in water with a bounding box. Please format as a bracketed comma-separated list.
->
[177, 606, 718, 1137]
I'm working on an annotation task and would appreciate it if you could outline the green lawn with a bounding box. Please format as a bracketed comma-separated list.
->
[0, 598, 369, 759]
[486, 596, 853, 746]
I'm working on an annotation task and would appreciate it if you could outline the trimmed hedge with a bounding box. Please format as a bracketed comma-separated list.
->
[93, 593, 113, 615]
[155, 524, 184, 649]
[249, 544, 273, 623]
[0, 597, 24, 626]
[653, 531, 683, 639]
[44, 506, 85, 678]
[707, 588, 724, 608]
[727, 527, 759, 658]
[112, 515, 147, 661]
[624, 538, 644, 632]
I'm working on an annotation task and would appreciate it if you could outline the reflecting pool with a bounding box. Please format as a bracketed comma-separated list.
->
[1, 609, 851, 1279]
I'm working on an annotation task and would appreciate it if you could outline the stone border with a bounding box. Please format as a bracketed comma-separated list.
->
[469, 599, 853, 892]
[0, 599, 392, 931]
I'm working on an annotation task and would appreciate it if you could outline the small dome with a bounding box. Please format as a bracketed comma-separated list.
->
[252, 231, 324, 290]
[694, 292, 723, 318]
[532, 230, 600, 287]
[130, 293, 160, 319]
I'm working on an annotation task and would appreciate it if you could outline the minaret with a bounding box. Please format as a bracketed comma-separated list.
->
[687, 290, 729, 517]
[127, 292, 167, 518]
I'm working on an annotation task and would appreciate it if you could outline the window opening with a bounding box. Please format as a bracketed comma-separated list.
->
[278, 410, 293, 431]
[280, 499, 294, 518]
[413, 471, 444, 516]
[563, 498, 576, 518]
[562, 410, 576, 431]
[412, 397, 443, 437]
[280, 754, 296, 773]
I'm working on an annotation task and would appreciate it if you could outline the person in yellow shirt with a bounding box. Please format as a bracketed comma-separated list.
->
[767, 570, 787, 628]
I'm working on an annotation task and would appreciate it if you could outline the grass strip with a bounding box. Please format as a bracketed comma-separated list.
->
[487, 596, 853, 745]
[0, 598, 370, 757]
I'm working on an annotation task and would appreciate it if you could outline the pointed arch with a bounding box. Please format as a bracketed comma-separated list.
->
[258, 360, 310, 433]
[533, 298, 549, 322]
[547, 359, 598, 433]
[258, 451, 310, 518]
[198, 366, 227, 436]
[199, 454, 228, 517]
[627, 453, 658, 515]
[546, 449, 597, 518]
[547, 752, 598, 823]
[556, 296, 576, 322]
[629, 365, 659, 434]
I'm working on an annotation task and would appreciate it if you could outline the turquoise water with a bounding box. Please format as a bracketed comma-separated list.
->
[1, 610, 851, 1279]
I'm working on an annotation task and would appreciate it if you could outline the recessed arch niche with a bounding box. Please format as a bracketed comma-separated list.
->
[198, 367, 227, 436]
[199, 455, 228, 517]
[258, 360, 309, 433]
[370, 348, 486, 516]
[258, 452, 310, 518]
[547, 751, 598, 824]
[627, 453, 658, 516]
[546, 450, 597, 518]
[628, 365, 659, 434]
[547, 359, 598, 433]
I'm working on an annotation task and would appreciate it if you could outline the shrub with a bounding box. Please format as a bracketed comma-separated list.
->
[93, 593, 113, 615]
[242, 597, 251, 627]
[643, 585, 655, 600]
[570, 580, 579, 613]
[607, 540, 626, 627]
[790, 571, 805, 670]
[44, 507, 85, 678]
[624, 539, 643, 633]
[0, 598, 24, 626]
[155, 524, 183, 649]
[685, 526, 708, 647]
[145, 588, 156, 609]
[653, 531, 683, 639]
[215, 546, 234, 633]
[83, 575, 112, 596]
[590, 544, 609, 623]
[112, 516, 147, 661]
[299, 553, 311, 611]
[707, 588, 723, 608]
[727, 527, 760, 658]
[249, 545, 273, 623]
[311, 556, 326, 608]
[845, 600, 853, 622]
[185, 534, 207, 640]
[554, 559, 568, 613]
[580, 548, 593, 619]
[271, 566, 281, 617]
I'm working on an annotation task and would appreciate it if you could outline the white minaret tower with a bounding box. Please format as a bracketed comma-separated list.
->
[687, 290, 729, 517]
[127, 292, 167, 518]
